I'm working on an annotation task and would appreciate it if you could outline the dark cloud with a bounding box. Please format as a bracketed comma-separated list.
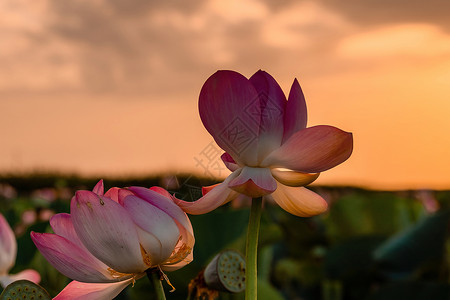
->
[322, 0, 450, 31]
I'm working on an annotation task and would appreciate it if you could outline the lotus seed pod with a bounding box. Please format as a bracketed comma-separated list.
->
[204, 249, 245, 293]
[0, 280, 51, 300]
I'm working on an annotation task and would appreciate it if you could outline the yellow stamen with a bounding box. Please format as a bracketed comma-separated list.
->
[158, 265, 176, 292]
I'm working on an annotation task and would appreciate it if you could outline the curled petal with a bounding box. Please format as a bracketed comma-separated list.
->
[31, 232, 117, 283]
[174, 170, 240, 215]
[54, 279, 135, 300]
[269, 185, 328, 217]
[0, 214, 16, 274]
[228, 167, 277, 198]
[263, 125, 353, 173]
[199, 70, 261, 166]
[249, 70, 286, 160]
[71, 191, 147, 274]
[221, 153, 240, 171]
[282, 78, 308, 142]
[271, 169, 319, 187]
[122, 196, 180, 265]
[92, 180, 104, 196]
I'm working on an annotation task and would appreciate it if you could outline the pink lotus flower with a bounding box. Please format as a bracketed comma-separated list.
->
[31, 180, 194, 300]
[0, 213, 41, 288]
[177, 70, 353, 217]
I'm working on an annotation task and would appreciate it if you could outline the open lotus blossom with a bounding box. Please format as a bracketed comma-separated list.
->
[176, 70, 353, 217]
[31, 180, 194, 300]
[0, 213, 41, 288]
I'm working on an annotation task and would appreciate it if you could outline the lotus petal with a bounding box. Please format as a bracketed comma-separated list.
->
[271, 169, 319, 187]
[199, 70, 261, 166]
[269, 185, 328, 217]
[71, 191, 147, 274]
[53, 279, 135, 300]
[249, 70, 286, 160]
[263, 125, 353, 173]
[228, 166, 277, 198]
[31, 232, 118, 283]
[0, 214, 16, 274]
[174, 170, 240, 214]
[282, 78, 307, 142]
[122, 195, 180, 265]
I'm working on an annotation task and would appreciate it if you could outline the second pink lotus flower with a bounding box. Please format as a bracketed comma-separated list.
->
[177, 70, 353, 217]
[31, 180, 194, 300]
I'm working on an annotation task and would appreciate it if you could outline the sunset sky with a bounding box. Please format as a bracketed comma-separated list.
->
[1, 0, 450, 190]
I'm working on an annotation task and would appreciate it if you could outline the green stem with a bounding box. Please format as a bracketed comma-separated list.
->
[245, 197, 263, 300]
[146, 269, 167, 300]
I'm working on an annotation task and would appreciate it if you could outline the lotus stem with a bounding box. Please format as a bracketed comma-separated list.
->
[147, 268, 167, 300]
[245, 197, 263, 300]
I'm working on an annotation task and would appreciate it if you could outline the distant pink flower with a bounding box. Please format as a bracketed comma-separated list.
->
[31, 180, 194, 300]
[177, 70, 353, 217]
[0, 213, 41, 288]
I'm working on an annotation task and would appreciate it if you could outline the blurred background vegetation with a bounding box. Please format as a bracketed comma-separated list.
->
[0, 173, 449, 300]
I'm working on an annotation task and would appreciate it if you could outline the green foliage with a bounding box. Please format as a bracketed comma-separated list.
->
[1, 175, 449, 300]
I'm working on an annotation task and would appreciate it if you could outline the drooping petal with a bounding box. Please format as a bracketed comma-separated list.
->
[122, 195, 180, 265]
[199, 70, 261, 166]
[269, 185, 328, 217]
[0, 269, 40, 288]
[271, 169, 319, 187]
[174, 170, 240, 215]
[282, 78, 307, 143]
[228, 166, 277, 198]
[31, 232, 119, 283]
[53, 279, 135, 300]
[262, 125, 353, 173]
[71, 191, 147, 274]
[221, 152, 240, 171]
[0, 213, 16, 274]
[249, 70, 286, 161]
[92, 180, 104, 196]
[127, 187, 193, 236]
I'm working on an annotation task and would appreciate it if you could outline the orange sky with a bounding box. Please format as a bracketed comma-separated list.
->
[1, 0, 450, 190]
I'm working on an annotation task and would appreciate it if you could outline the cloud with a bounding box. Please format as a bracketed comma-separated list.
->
[337, 23, 450, 59]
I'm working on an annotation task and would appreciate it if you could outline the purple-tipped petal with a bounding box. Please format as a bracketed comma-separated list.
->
[228, 166, 277, 198]
[249, 70, 286, 160]
[269, 185, 328, 217]
[175, 170, 240, 215]
[282, 78, 307, 142]
[0, 213, 16, 274]
[263, 125, 353, 173]
[71, 191, 147, 274]
[199, 70, 261, 166]
[53, 279, 135, 300]
[31, 232, 119, 283]
[92, 180, 104, 196]
[122, 195, 180, 265]
[221, 152, 240, 171]
[271, 169, 319, 187]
